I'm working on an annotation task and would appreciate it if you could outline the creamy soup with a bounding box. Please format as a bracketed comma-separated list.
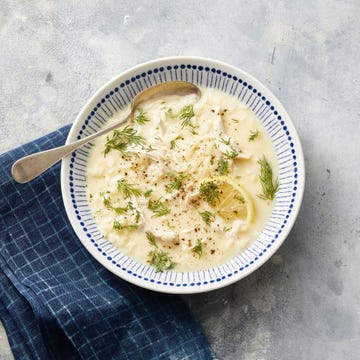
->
[86, 88, 278, 272]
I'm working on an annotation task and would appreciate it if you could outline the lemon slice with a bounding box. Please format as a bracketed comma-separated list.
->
[200, 176, 254, 229]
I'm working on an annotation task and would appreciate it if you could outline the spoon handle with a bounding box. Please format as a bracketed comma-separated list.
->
[11, 112, 131, 183]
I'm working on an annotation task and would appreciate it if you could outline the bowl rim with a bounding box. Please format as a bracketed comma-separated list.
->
[61, 56, 305, 294]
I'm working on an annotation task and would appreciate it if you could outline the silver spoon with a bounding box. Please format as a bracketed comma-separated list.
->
[11, 81, 201, 183]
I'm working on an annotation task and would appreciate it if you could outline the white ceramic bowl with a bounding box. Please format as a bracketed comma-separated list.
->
[61, 57, 305, 294]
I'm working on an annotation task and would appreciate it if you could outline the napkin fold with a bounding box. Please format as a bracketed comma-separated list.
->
[0, 126, 213, 360]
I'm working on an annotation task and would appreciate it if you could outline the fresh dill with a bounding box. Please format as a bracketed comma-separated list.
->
[199, 210, 214, 226]
[134, 210, 141, 223]
[231, 118, 240, 123]
[170, 139, 176, 150]
[113, 220, 122, 230]
[166, 172, 186, 193]
[170, 136, 182, 150]
[104, 126, 146, 156]
[220, 138, 231, 146]
[126, 201, 135, 210]
[100, 191, 112, 208]
[117, 178, 143, 199]
[199, 181, 221, 206]
[178, 105, 195, 129]
[135, 109, 150, 125]
[143, 189, 153, 198]
[143, 144, 154, 152]
[113, 221, 138, 231]
[225, 147, 240, 159]
[257, 156, 279, 200]
[113, 205, 128, 215]
[193, 239, 203, 258]
[148, 248, 175, 272]
[112, 201, 136, 215]
[216, 147, 240, 175]
[112, 200, 141, 230]
[146, 231, 157, 247]
[148, 198, 170, 217]
[101, 193, 137, 215]
[146, 232, 175, 272]
[248, 129, 259, 141]
[217, 157, 228, 175]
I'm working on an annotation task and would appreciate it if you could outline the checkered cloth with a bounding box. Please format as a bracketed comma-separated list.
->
[0, 126, 214, 360]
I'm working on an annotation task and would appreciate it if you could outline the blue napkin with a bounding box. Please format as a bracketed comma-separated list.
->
[0, 126, 214, 360]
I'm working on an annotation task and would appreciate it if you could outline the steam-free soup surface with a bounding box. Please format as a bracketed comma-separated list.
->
[86, 88, 278, 272]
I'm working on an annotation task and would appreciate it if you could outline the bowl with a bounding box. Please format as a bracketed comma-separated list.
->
[61, 56, 305, 294]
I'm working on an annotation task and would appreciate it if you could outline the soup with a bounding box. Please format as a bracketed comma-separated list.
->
[86, 88, 278, 272]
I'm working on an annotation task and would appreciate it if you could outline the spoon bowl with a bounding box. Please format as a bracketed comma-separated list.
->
[11, 81, 200, 183]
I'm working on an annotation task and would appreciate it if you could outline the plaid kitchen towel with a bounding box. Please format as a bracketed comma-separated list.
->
[0, 125, 214, 360]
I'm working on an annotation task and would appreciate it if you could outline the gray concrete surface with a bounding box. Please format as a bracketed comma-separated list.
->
[1, 1, 359, 359]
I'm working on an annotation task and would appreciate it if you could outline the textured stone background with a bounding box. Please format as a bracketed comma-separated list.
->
[1, 1, 359, 359]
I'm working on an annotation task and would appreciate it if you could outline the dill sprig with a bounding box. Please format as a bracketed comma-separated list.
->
[166, 172, 186, 193]
[112, 201, 141, 230]
[134, 210, 141, 223]
[148, 249, 175, 272]
[170, 136, 182, 150]
[225, 147, 240, 159]
[146, 232, 175, 272]
[216, 147, 240, 175]
[113, 220, 138, 231]
[143, 189, 153, 198]
[220, 138, 231, 146]
[117, 178, 143, 199]
[146, 231, 157, 247]
[113, 201, 134, 214]
[135, 109, 149, 125]
[113, 206, 127, 215]
[101, 192, 136, 214]
[178, 105, 195, 128]
[148, 198, 170, 217]
[249, 129, 259, 141]
[257, 156, 279, 200]
[104, 126, 146, 156]
[199, 181, 221, 206]
[199, 211, 214, 226]
[100, 191, 112, 208]
[170, 139, 177, 150]
[193, 239, 203, 258]
[217, 157, 228, 175]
